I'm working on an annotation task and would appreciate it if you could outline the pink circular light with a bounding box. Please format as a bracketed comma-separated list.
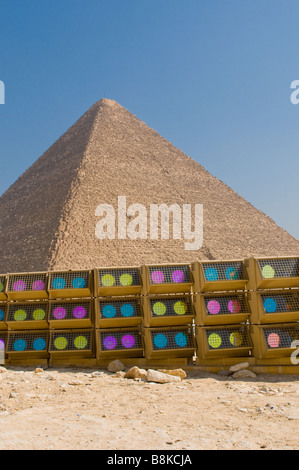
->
[228, 300, 241, 314]
[13, 280, 26, 292]
[171, 270, 185, 283]
[151, 270, 164, 284]
[207, 300, 221, 315]
[32, 280, 45, 291]
[267, 333, 280, 348]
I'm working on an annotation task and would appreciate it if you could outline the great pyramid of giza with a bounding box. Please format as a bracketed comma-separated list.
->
[0, 98, 298, 273]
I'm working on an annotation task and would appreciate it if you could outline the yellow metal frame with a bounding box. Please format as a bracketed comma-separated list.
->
[0, 302, 7, 330]
[95, 297, 143, 328]
[96, 327, 144, 359]
[195, 325, 253, 359]
[48, 298, 94, 329]
[6, 330, 49, 359]
[94, 266, 142, 297]
[193, 292, 250, 326]
[249, 323, 299, 359]
[191, 260, 248, 293]
[141, 264, 193, 295]
[245, 257, 299, 291]
[247, 289, 299, 324]
[0, 276, 7, 301]
[142, 294, 195, 327]
[48, 269, 94, 299]
[48, 328, 95, 357]
[6, 272, 48, 301]
[6, 301, 49, 330]
[0, 331, 7, 360]
[143, 326, 196, 360]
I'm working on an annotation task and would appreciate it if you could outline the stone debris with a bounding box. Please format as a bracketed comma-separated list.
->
[146, 369, 181, 384]
[107, 360, 125, 373]
[232, 369, 257, 379]
[124, 366, 147, 380]
[68, 380, 85, 386]
[157, 369, 186, 380]
[90, 371, 105, 378]
[229, 362, 250, 373]
[115, 371, 126, 378]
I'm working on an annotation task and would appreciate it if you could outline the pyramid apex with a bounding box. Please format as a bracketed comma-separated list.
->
[97, 98, 121, 107]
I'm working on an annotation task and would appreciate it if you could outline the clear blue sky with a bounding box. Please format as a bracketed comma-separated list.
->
[0, 0, 298, 239]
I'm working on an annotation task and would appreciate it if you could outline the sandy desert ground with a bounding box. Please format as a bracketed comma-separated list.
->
[0, 364, 298, 451]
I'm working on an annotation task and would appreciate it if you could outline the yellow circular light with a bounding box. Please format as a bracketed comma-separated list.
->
[101, 274, 115, 287]
[119, 273, 133, 286]
[208, 333, 222, 348]
[14, 309, 27, 321]
[54, 336, 68, 350]
[261, 265, 275, 279]
[74, 336, 88, 349]
[229, 331, 243, 347]
[173, 301, 187, 315]
[33, 309, 46, 320]
[153, 302, 166, 316]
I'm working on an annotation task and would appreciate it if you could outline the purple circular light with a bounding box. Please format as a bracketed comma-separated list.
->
[32, 280, 45, 291]
[151, 270, 164, 284]
[121, 334, 135, 349]
[0, 339, 5, 351]
[103, 336, 117, 350]
[207, 300, 221, 315]
[13, 280, 26, 292]
[53, 307, 67, 320]
[171, 270, 185, 283]
[73, 306, 87, 319]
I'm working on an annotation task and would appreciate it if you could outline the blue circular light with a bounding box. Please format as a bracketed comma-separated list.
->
[175, 332, 188, 347]
[153, 334, 168, 349]
[72, 277, 86, 289]
[102, 304, 116, 318]
[225, 266, 239, 280]
[0, 310, 4, 321]
[13, 339, 27, 351]
[52, 277, 66, 289]
[33, 338, 46, 351]
[264, 298, 277, 313]
[204, 268, 218, 281]
[121, 304, 134, 317]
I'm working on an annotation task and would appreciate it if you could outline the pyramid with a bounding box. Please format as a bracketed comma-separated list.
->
[0, 98, 298, 273]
